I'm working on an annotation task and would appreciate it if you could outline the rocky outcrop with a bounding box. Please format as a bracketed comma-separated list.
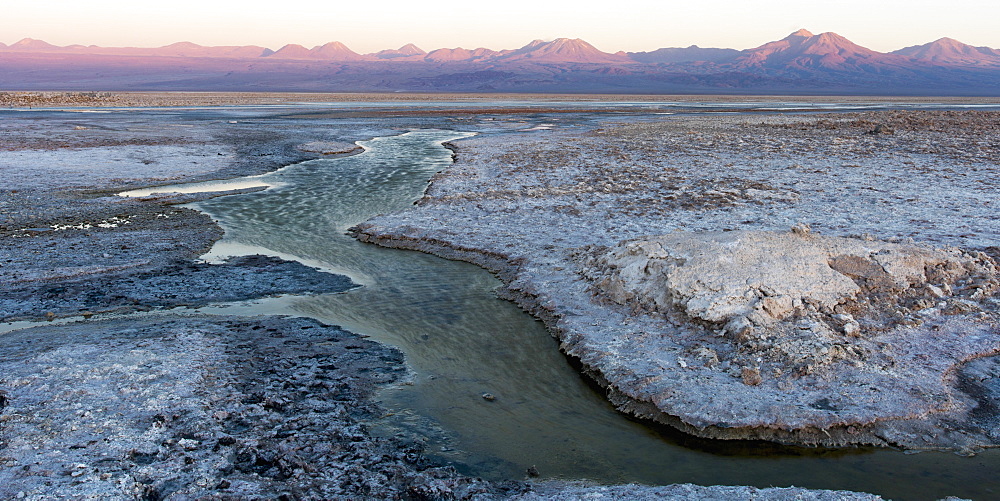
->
[581, 228, 998, 375]
[296, 140, 363, 155]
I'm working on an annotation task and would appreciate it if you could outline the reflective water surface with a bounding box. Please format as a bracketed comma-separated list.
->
[167, 128, 999, 501]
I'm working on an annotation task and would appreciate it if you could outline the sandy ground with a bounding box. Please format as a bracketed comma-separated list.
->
[0, 100, 905, 499]
[355, 110, 1000, 452]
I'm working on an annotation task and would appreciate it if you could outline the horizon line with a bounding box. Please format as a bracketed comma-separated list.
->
[1, 30, 990, 55]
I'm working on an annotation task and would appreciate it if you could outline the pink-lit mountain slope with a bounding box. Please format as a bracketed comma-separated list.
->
[125, 42, 272, 58]
[733, 29, 911, 73]
[892, 37, 1000, 67]
[629, 45, 740, 64]
[267, 42, 369, 60]
[268, 44, 314, 59]
[4, 38, 273, 58]
[493, 38, 632, 64]
[423, 47, 504, 62]
[5, 38, 61, 52]
[310, 42, 369, 61]
[372, 43, 427, 60]
[3, 32, 1000, 94]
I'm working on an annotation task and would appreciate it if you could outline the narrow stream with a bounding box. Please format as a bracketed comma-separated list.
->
[137, 128, 998, 500]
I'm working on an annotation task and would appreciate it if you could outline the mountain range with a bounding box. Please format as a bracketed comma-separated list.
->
[2, 30, 999, 95]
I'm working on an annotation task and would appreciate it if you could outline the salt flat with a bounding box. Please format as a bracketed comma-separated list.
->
[4, 96, 993, 498]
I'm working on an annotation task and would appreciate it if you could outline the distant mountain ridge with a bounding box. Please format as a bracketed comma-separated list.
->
[628, 45, 740, 64]
[0, 37, 632, 64]
[2, 38, 275, 58]
[424, 47, 504, 62]
[892, 38, 1000, 67]
[374, 43, 427, 60]
[2, 31, 999, 95]
[5, 32, 999, 67]
[8, 38, 61, 51]
[493, 38, 631, 64]
[725, 29, 923, 85]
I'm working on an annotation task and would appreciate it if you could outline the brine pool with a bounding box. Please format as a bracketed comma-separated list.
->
[121, 127, 999, 501]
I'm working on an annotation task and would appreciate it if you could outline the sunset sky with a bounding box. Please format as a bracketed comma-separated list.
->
[4, 0, 999, 53]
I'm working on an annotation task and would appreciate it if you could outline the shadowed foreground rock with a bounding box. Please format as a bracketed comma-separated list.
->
[0, 315, 522, 499]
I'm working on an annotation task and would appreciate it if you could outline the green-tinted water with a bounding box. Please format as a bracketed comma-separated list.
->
[171, 129, 998, 500]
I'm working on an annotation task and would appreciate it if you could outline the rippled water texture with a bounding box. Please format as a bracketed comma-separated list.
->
[180, 129, 997, 500]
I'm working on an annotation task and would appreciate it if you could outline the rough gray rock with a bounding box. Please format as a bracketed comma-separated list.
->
[581, 229, 998, 374]
[0, 315, 524, 500]
[0, 252, 356, 323]
[297, 140, 364, 156]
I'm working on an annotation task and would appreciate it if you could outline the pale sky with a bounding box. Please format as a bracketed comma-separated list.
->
[3, 0, 999, 54]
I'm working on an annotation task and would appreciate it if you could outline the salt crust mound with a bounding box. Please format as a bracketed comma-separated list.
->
[583, 228, 999, 374]
[296, 140, 362, 155]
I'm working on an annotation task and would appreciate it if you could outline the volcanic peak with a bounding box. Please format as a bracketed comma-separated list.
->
[269, 44, 313, 59]
[9, 38, 58, 51]
[499, 37, 632, 64]
[892, 37, 1000, 66]
[735, 29, 901, 69]
[787, 29, 815, 39]
[372, 43, 427, 60]
[424, 47, 502, 62]
[312, 41, 367, 61]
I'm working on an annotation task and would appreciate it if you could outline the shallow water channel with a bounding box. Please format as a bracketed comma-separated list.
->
[150, 128, 998, 500]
